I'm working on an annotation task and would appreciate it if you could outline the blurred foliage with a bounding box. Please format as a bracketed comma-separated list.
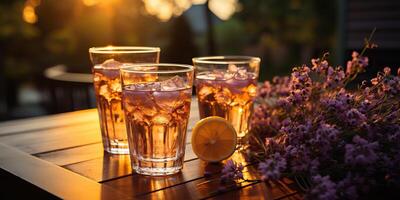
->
[0, 0, 174, 80]
[0, 0, 337, 82]
[215, 19, 247, 55]
[0, 1, 41, 79]
[215, 0, 337, 80]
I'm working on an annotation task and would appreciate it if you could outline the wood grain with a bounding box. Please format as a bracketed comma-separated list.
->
[134, 164, 261, 200]
[35, 142, 104, 166]
[64, 144, 197, 182]
[0, 123, 101, 154]
[0, 143, 132, 200]
[102, 151, 250, 197]
[0, 109, 98, 136]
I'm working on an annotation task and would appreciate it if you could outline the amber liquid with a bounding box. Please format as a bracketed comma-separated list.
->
[196, 74, 257, 141]
[122, 84, 191, 175]
[93, 66, 128, 154]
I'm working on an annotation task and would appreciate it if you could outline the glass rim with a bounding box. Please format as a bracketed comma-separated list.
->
[120, 63, 194, 74]
[89, 46, 160, 54]
[192, 56, 261, 65]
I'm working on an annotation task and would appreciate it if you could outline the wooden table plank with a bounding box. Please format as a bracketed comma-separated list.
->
[134, 165, 260, 200]
[0, 143, 132, 200]
[0, 109, 98, 136]
[135, 164, 302, 200]
[103, 158, 205, 197]
[102, 151, 249, 198]
[0, 124, 101, 154]
[35, 142, 104, 166]
[35, 137, 196, 169]
[64, 144, 197, 182]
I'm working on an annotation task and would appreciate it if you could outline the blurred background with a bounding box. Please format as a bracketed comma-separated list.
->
[1, 0, 399, 121]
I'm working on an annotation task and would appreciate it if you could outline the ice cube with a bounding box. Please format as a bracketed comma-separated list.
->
[234, 68, 249, 80]
[142, 105, 158, 117]
[247, 84, 257, 97]
[234, 93, 251, 105]
[196, 71, 216, 80]
[110, 79, 121, 92]
[133, 110, 145, 121]
[215, 87, 232, 104]
[99, 84, 110, 99]
[93, 72, 102, 82]
[123, 101, 135, 113]
[160, 76, 186, 91]
[153, 91, 181, 112]
[102, 59, 122, 69]
[213, 70, 226, 80]
[228, 64, 238, 72]
[198, 85, 214, 98]
[223, 71, 235, 80]
[124, 89, 157, 107]
[152, 113, 171, 124]
[133, 82, 161, 91]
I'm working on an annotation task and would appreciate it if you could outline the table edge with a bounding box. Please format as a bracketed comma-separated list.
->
[0, 143, 132, 200]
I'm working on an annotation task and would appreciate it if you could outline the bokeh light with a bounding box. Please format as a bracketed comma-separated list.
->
[22, 0, 42, 24]
[82, 0, 101, 6]
[208, 0, 240, 20]
[142, 0, 239, 22]
[23, 5, 37, 24]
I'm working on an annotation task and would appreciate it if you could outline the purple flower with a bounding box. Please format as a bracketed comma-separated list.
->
[285, 144, 312, 173]
[346, 51, 368, 75]
[310, 123, 339, 156]
[337, 173, 362, 199]
[345, 135, 378, 166]
[321, 89, 353, 112]
[326, 67, 345, 89]
[250, 50, 400, 199]
[311, 58, 329, 73]
[258, 153, 286, 181]
[381, 75, 400, 96]
[288, 66, 312, 105]
[307, 175, 337, 200]
[276, 97, 291, 110]
[358, 99, 372, 114]
[316, 123, 339, 141]
[258, 81, 272, 98]
[220, 160, 244, 183]
[345, 108, 367, 127]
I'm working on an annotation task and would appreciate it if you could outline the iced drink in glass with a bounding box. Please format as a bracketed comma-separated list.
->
[89, 47, 160, 154]
[121, 64, 194, 176]
[193, 56, 260, 145]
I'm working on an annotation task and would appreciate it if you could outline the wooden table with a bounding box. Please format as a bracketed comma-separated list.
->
[0, 100, 301, 199]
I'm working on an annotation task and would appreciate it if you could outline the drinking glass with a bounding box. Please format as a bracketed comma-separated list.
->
[120, 63, 194, 176]
[193, 56, 260, 146]
[89, 46, 160, 154]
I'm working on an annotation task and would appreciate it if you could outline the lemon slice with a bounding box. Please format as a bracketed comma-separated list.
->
[191, 116, 237, 162]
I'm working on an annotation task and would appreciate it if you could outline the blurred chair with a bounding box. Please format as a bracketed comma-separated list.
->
[44, 65, 95, 113]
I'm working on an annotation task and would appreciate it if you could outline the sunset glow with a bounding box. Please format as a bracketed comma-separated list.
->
[22, 0, 41, 24]
[23, 5, 37, 24]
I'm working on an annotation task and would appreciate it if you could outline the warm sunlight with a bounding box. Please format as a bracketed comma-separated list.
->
[208, 0, 240, 20]
[143, 0, 192, 22]
[23, 5, 37, 24]
[82, 0, 101, 6]
[82, 0, 116, 7]
[22, 0, 41, 24]
[142, 0, 239, 22]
